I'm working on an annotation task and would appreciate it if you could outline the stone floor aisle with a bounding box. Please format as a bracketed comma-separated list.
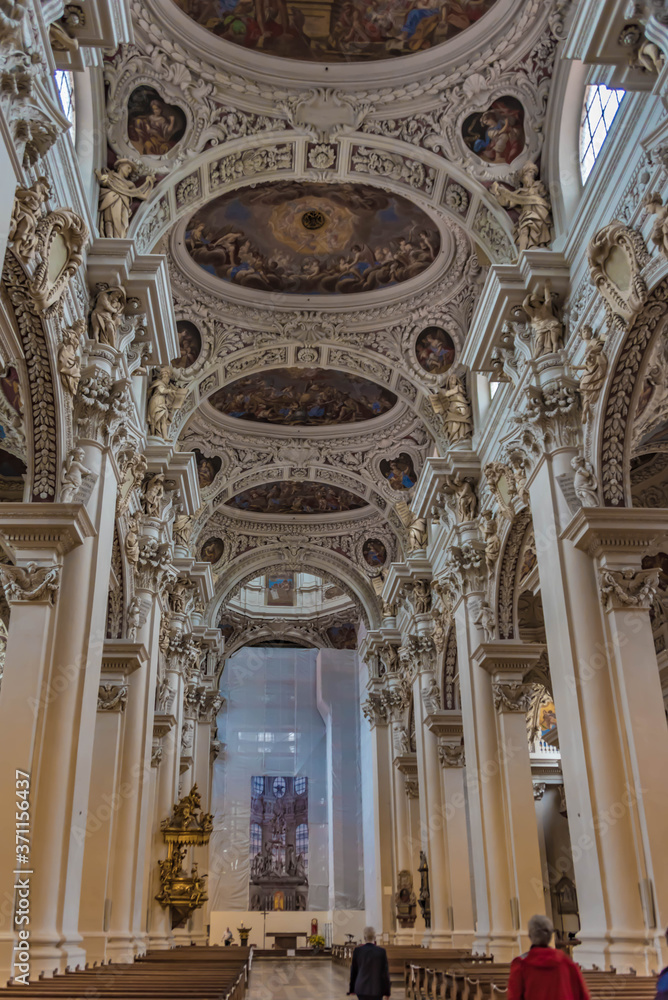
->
[247, 958, 403, 1000]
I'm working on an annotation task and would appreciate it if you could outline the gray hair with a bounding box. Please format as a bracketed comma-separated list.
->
[528, 914, 554, 947]
[363, 926, 376, 943]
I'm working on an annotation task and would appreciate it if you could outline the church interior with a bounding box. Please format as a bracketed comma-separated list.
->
[0, 0, 667, 996]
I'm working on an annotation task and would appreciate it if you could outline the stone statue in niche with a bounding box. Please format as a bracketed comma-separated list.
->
[9, 176, 50, 262]
[125, 514, 140, 566]
[490, 162, 552, 251]
[95, 159, 155, 239]
[57, 319, 83, 396]
[643, 190, 668, 258]
[90, 284, 126, 348]
[571, 455, 599, 507]
[61, 447, 92, 502]
[429, 374, 473, 444]
[395, 870, 417, 929]
[573, 325, 607, 424]
[522, 283, 564, 357]
[481, 510, 500, 572]
[143, 473, 165, 517]
[444, 472, 477, 522]
[147, 368, 187, 440]
[397, 501, 428, 551]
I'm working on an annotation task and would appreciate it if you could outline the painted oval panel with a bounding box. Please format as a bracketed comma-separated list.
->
[209, 368, 397, 425]
[194, 449, 222, 489]
[415, 326, 456, 374]
[363, 538, 387, 568]
[327, 623, 358, 649]
[127, 86, 186, 156]
[462, 96, 525, 165]
[184, 181, 440, 295]
[225, 481, 367, 514]
[380, 452, 417, 491]
[200, 536, 224, 563]
[171, 320, 202, 369]
[171, 0, 499, 63]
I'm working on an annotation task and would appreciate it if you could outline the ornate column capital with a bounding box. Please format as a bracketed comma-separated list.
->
[405, 778, 419, 799]
[438, 743, 466, 768]
[492, 680, 534, 714]
[399, 633, 436, 681]
[362, 691, 389, 728]
[135, 537, 174, 593]
[97, 683, 128, 712]
[74, 368, 135, 448]
[599, 568, 659, 611]
[511, 379, 582, 464]
[439, 541, 487, 604]
[0, 562, 60, 605]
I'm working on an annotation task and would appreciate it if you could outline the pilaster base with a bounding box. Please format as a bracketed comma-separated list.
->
[452, 930, 476, 948]
[576, 931, 663, 974]
[22, 942, 63, 980]
[190, 932, 209, 945]
[81, 932, 109, 966]
[487, 934, 519, 963]
[393, 928, 414, 944]
[147, 932, 174, 951]
[106, 935, 137, 964]
[429, 930, 454, 947]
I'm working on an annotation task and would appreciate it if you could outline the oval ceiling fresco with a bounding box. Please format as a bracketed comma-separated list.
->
[172, 0, 499, 63]
[225, 481, 368, 514]
[208, 368, 397, 425]
[183, 181, 440, 295]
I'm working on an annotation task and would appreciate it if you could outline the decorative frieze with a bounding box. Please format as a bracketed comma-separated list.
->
[405, 778, 419, 799]
[492, 681, 534, 714]
[438, 743, 466, 768]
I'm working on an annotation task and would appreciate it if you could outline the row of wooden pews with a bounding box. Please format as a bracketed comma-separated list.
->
[4, 945, 251, 997]
[406, 959, 659, 1000]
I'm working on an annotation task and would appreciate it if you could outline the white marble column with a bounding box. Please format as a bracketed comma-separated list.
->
[403, 632, 453, 948]
[449, 560, 526, 960]
[433, 712, 475, 948]
[564, 508, 668, 969]
[361, 687, 395, 937]
[529, 444, 665, 971]
[0, 505, 93, 982]
[78, 642, 148, 963]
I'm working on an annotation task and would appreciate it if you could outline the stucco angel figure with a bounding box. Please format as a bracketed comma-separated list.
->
[144, 472, 165, 517]
[95, 159, 155, 239]
[61, 447, 92, 502]
[422, 676, 441, 714]
[572, 455, 599, 508]
[90, 284, 126, 348]
[397, 501, 428, 551]
[125, 514, 140, 566]
[147, 368, 187, 440]
[491, 162, 552, 252]
[643, 191, 668, 259]
[126, 595, 145, 641]
[58, 319, 83, 396]
[472, 600, 495, 642]
[9, 176, 50, 261]
[429, 374, 473, 444]
[394, 726, 411, 756]
[573, 325, 608, 423]
[481, 510, 501, 572]
[522, 282, 564, 357]
[173, 511, 193, 549]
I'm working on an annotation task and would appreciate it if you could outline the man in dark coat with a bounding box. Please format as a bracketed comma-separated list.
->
[348, 927, 391, 1000]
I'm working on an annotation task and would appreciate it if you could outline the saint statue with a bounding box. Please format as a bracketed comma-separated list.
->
[522, 282, 563, 357]
[147, 368, 187, 440]
[430, 374, 473, 444]
[95, 159, 155, 239]
[574, 326, 608, 423]
[491, 162, 552, 252]
[90, 284, 126, 349]
[58, 320, 83, 396]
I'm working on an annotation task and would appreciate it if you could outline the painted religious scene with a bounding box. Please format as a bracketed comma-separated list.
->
[127, 86, 186, 156]
[225, 481, 367, 514]
[200, 536, 225, 563]
[172, 0, 499, 62]
[415, 326, 456, 374]
[326, 623, 357, 649]
[194, 449, 222, 490]
[462, 96, 525, 164]
[184, 181, 440, 295]
[249, 776, 308, 912]
[362, 538, 387, 568]
[208, 368, 397, 425]
[265, 574, 295, 606]
[380, 453, 417, 491]
[171, 320, 202, 369]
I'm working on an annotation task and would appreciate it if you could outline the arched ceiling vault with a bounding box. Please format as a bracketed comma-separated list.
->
[108, 0, 568, 637]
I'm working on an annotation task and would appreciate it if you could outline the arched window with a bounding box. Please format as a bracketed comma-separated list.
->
[251, 775, 264, 797]
[272, 776, 286, 798]
[294, 776, 306, 795]
[250, 822, 262, 855]
[54, 70, 75, 133]
[296, 823, 308, 857]
[579, 84, 625, 183]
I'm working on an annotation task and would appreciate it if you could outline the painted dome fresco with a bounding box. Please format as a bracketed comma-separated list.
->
[183, 181, 440, 295]
[225, 481, 367, 514]
[208, 368, 397, 425]
[171, 0, 499, 63]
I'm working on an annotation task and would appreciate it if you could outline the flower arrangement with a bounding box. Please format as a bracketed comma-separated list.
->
[308, 934, 325, 949]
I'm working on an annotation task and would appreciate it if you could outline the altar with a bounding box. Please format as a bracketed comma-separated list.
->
[266, 931, 310, 950]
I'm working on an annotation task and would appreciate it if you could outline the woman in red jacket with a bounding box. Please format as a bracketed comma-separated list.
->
[507, 916, 590, 1000]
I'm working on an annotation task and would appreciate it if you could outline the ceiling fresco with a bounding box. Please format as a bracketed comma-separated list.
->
[462, 96, 525, 165]
[184, 181, 440, 295]
[127, 86, 186, 156]
[225, 481, 368, 514]
[171, 320, 202, 369]
[208, 368, 397, 425]
[171, 0, 499, 63]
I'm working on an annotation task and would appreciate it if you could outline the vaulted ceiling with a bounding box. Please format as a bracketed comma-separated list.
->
[105, 0, 565, 638]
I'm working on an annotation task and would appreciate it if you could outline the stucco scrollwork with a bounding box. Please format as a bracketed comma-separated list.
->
[0, 562, 61, 604]
[587, 221, 650, 329]
[599, 568, 659, 611]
